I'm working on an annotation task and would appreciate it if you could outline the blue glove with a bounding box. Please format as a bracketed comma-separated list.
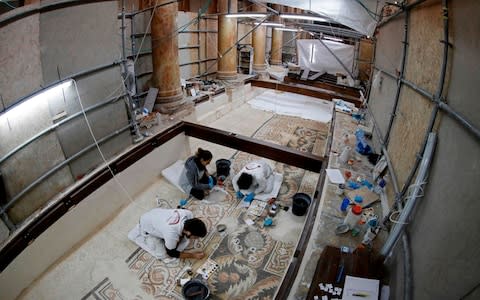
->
[245, 192, 255, 203]
[236, 191, 244, 199]
[179, 199, 188, 207]
[208, 176, 214, 189]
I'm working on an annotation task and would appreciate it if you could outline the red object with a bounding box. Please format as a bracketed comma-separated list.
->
[344, 171, 352, 179]
[267, 197, 276, 205]
[352, 205, 362, 215]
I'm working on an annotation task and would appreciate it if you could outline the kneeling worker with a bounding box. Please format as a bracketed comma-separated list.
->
[232, 159, 275, 198]
[139, 208, 206, 259]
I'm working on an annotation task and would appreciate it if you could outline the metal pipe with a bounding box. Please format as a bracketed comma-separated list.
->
[402, 233, 413, 300]
[1, 60, 123, 115]
[317, 37, 356, 79]
[0, 125, 131, 215]
[385, 10, 409, 145]
[130, 15, 138, 93]
[380, 133, 437, 257]
[299, 23, 365, 39]
[401, 78, 433, 100]
[121, 0, 142, 142]
[374, 66, 397, 80]
[0, 213, 15, 231]
[439, 102, 480, 140]
[0, 93, 126, 165]
[373, 66, 479, 141]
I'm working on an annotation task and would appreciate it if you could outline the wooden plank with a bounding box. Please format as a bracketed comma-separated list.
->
[285, 75, 361, 98]
[276, 161, 328, 299]
[250, 80, 362, 107]
[182, 122, 324, 173]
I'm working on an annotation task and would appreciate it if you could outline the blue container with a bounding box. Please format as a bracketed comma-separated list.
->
[340, 198, 350, 212]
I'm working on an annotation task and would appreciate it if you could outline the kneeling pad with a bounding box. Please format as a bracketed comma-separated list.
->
[161, 160, 187, 194]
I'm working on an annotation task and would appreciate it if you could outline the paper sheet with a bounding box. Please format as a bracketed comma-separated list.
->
[342, 275, 379, 300]
[326, 169, 346, 184]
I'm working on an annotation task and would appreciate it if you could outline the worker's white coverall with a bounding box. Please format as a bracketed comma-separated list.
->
[128, 208, 192, 260]
[232, 159, 275, 195]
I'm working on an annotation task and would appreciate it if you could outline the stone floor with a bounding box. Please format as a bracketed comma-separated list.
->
[18, 87, 387, 300]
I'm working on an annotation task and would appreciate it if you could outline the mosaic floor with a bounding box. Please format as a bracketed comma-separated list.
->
[78, 112, 331, 300]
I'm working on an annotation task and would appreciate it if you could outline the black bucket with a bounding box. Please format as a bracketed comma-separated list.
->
[216, 159, 231, 178]
[182, 279, 210, 300]
[292, 193, 312, 216]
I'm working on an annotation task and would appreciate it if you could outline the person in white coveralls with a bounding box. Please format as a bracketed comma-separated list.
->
[138, 208, 207, 259]
[232, 159, 275, 199]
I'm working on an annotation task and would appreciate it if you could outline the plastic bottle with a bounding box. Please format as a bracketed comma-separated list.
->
[338, 146, 351, 164]
[343, 204, 362, 229]
[340, 198, 350, 213]
[335, 183, 345, 196]
[373, 177, 386, 194]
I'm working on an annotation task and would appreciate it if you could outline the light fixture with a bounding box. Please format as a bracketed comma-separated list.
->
[0, 79, 73, 123]
[254, 22, 285, 27]
[280, 14, 328, 22]
[322, 36, 344, 42]
[225, 13, 268, 18]
[274, 27, 302, 32]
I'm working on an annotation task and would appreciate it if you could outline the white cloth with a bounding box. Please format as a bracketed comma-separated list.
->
[232, 160, 275, 195]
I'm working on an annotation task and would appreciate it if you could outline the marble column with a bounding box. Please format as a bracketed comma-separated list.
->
[252, 4, 267, 76]
[217, 0, 238, 80]
[270, 4, 283, 65]
[150, 0, 185, 113]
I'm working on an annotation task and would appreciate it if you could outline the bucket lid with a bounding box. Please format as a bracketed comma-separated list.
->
[292, 192, 311, 204]
[216, 159, 231, 166]
[352, 205, 362, 215]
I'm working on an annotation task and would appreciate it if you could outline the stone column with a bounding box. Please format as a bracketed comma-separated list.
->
[217, 0, 238, 80]
[252, 4, 267, 76]
[150, 0, 185, 113]
[270, 4, 283, 65]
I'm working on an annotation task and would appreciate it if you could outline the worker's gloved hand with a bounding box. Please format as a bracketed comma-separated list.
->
[179, 199, 188, 207]
[245, 192, 255, 203]
[208, 176, 215, 189]
[236, 191, 244, 199]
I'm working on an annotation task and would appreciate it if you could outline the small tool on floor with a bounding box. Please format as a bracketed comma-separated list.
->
[178, 198, 188, 208]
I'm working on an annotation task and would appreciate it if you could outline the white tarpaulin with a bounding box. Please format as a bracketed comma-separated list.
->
[261, 0, 384, 37]
[297, 39, 355, 76]
[248, 90, 333, 123]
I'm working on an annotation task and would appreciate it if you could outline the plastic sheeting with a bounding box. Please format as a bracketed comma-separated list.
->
[248, 90, 333, 123]
[260, 0, 384, 37]
[297, 39, 354, 76]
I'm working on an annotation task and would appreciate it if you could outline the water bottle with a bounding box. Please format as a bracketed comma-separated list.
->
[343, 204, 362, 230]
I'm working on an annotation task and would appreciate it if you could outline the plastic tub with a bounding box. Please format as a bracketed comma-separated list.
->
[182, 279, 210, 300]
[215, 159, 231, 177]
[292, 193, 312, 216]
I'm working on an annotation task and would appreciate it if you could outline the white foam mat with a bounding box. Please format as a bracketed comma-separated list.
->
[248, 90, 333, 123]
